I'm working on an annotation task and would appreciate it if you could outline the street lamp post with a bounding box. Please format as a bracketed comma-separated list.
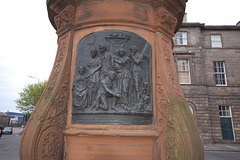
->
[29, 76, 39, 105]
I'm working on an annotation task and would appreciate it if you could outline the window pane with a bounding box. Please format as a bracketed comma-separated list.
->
[182, 39, 187, 45]
[215, 74, 220, 84]
[226, 110, 230, 116]
[177, 61, 182, 70]
[177, 38, 181, 45]
[177, 32, 187, 45]
[223, 111, 226, 116]
[214, 61, 227, 85]
[219, 106, 222, 110]
[214, 61, 217, 67]
[178, 60, 190, 84]
[211, 35, 220, 41]
[211, 35, 222, 47]
[179, 72, 191, 84]
[219, 111, 222, 116]
[182, 32, 187, 39]
[221, 74, 225, 84]
[219, 106, 231, 117]
[226, 106, 230, 110]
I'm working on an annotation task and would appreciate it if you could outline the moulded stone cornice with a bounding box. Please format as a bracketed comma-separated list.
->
[47, 0, 187, 33]
[47, 0, 187, 8]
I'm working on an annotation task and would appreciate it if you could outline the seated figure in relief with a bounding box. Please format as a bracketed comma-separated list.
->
[72, 66, 91, 112]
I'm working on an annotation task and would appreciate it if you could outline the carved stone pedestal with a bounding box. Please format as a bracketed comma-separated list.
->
[20, 0, 204, 159]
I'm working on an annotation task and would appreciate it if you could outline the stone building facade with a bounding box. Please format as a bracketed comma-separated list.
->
[0, 112, 10, 128]
[173, 23, 240, 144]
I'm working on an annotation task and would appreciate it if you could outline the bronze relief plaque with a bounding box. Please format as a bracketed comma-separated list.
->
[72, 30, 152, 125]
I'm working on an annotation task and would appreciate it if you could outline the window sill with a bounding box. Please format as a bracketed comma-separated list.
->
[180, 83, 191, 85]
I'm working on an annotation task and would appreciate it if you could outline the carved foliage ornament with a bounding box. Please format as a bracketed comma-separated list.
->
[54, 5, 76, 30]
[72, 30, 153, 125]
[155, 7, 177, 32]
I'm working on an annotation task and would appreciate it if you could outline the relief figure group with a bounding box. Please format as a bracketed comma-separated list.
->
[72, 34, 152, 114]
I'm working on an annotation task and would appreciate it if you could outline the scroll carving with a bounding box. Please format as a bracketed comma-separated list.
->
[156, 75, 169, 109]
[37, 125, 63, 160]
[163, 43, 182, 101]
[47, 35, 69, 91]
[36, 71, 70, 160]
[155, 39, 184, 159]
[72, 30, 153, 125]
[156, 74, 169, 134]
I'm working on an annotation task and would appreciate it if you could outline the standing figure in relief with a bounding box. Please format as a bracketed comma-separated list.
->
[87, 49, 102, 105]
[113, 48, 131, 108]
[72, 66, 90, 112]
[129, 45, 143, 100]
[99, 44, 113, 77]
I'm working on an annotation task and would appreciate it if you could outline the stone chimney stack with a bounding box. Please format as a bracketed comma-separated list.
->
[183, 13, 187, 22]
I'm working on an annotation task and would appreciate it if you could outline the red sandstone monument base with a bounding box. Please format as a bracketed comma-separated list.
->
[20, 1, 204, 159]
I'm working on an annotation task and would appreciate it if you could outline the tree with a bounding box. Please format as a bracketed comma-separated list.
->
[15, 80, 47, 114]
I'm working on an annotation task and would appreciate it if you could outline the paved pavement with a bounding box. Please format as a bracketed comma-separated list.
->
[1, 127, 240, 160]
[205, 143, 240, 152]
[204, 143, 240, 160]
[0, 129, 22, 160]
[205, 151, 240, 160]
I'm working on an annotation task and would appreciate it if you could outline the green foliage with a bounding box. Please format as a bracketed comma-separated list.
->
[15, 80, 47, 114]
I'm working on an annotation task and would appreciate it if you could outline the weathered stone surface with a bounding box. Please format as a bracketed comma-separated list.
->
[20, 1, 204, 160]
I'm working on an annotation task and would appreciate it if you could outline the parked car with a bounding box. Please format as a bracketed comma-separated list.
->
[3, 127, 13, 134]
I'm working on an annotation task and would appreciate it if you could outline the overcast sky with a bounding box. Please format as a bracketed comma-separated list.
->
[0, 0, 239, 113]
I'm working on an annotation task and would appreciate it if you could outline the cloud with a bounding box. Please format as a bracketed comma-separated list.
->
[0, 0, 57, 112]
